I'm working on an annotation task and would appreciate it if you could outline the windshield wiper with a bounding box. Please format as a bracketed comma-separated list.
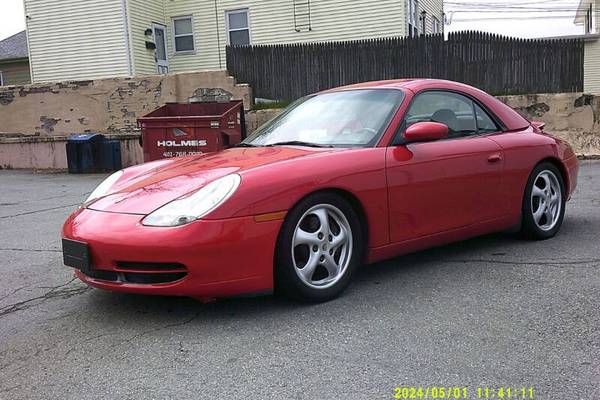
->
[265, 141, 333, 148]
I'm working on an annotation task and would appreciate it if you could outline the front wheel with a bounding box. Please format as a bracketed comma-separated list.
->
[521, 162, 566, 240]
[275, 193, 364, 302]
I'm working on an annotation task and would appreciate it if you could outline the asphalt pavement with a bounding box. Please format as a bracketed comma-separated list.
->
[0, 163, 598, 400]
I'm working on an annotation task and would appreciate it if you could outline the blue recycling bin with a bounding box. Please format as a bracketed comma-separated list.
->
[66, 133, 122, 173]
[99, 140, 122, 172]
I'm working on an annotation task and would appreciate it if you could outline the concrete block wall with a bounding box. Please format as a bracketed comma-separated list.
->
[0, 70, 252, 138]
[0, 71, 252, 169]
[497, 93, 600, 157]
[0, 135, 143, 170]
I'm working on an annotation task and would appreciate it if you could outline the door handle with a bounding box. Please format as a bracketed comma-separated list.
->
[488, 154, 502, 163]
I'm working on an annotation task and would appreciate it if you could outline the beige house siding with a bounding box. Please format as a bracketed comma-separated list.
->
[126, 0, 166, 75]
[164, 0, 412, 72]
[24, 0, 130, 82]
[0, 60, 31, 86]
[584, 39, 600, 94]
[420, 0, 445, 34]
[165, 1, 222, 72]
[23, 0, 443, 80]
[575, 0, 599, 33]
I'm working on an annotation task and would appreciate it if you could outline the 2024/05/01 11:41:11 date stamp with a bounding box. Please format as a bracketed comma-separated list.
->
[392, 386, 535, 399]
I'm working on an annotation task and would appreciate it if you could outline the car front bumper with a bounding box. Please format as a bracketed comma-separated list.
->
[62, 208, 283, 298]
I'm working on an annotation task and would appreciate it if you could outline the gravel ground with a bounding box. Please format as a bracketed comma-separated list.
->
[0, 162, 598, 400]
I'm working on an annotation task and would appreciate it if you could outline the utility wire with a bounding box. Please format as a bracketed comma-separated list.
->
[451, 9, 592, 13]
[446, 0, 579, 5]
[453, 15, 587, 22]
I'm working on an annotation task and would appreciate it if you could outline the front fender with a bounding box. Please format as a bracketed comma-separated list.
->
[207, 147, 390, 248]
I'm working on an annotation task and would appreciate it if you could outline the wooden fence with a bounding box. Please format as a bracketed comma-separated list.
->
[226, 31, 584, 100]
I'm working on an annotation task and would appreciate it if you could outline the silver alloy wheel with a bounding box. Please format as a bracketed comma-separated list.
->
[531, 170, 562, 231]
[291, 204, 353, 289]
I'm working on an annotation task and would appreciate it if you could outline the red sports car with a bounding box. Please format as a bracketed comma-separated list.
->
[62, 79, 579, 302]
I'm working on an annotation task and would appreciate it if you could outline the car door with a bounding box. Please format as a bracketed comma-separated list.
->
[386, 90, 505, 243]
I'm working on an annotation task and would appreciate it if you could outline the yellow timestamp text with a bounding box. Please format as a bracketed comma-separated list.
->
[392, 386, 535, 399]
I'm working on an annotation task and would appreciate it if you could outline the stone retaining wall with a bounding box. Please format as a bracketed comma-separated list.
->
[0, 135, 143, 170]
[497, 93, 600, 157]
[0, 71, 251, 169]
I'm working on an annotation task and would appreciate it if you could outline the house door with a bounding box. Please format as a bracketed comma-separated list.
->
[153, 24, 169, 74]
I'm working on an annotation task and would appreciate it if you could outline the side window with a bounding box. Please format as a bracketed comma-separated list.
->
[432, 17, 441, 34]
[408, 0, 419, 37]
[474, 103, 500, 133]
[405, 91, 477, 138]
[172, 16, 195, 53]
[226, 9, 251, 46]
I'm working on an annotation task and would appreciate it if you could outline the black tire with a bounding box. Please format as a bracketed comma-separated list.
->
[274, 192, 364, 302]
[520, 162, 566, 240]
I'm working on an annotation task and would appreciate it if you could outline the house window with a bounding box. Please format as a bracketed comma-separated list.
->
[408, 0, 419, 37]
[432, 16, 440, 34]
[172, 16, 194, 53]
[226, 9, 251, 46]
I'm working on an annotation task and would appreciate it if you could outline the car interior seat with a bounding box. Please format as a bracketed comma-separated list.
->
[431, 109, 460, 137]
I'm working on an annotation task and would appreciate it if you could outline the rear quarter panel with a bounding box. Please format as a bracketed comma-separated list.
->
[489, 128, 576, 217]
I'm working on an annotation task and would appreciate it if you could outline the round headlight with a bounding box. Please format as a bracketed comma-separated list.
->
[142, 174, 241, 227]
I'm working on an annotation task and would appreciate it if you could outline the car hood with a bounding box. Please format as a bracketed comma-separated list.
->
[87, 146, 335, 215]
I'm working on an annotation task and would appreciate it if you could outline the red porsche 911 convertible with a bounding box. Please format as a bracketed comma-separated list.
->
[62, 79, 579, 302]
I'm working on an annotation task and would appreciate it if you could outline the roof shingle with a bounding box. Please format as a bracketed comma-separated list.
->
[0, 31, 29, 61]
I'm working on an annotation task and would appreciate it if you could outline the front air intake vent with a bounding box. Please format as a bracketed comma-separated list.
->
[86, 269, 119, 282]
[122, 272, 186, 284]
[115, 262, 187, 272]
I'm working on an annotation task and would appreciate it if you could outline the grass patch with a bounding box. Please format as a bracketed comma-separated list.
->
[253, 100, 292, 110]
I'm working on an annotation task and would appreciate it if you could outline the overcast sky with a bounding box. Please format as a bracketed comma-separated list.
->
[445, 0, 585, 38]
[0, 0, 586, 42]
[0, 0, 25, 41]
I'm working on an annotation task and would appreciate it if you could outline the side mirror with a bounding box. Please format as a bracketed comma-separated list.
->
[404, 122, 448, 143]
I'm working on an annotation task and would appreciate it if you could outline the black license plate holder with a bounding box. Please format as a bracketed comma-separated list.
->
[62, 238, 91, 274]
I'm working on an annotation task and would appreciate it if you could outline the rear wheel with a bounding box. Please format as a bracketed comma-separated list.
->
[275, 193, 364, 302]
[521, 162, 565, 240]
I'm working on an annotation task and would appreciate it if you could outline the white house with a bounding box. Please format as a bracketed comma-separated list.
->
[23, 0, 444, 83]
[574, 0, 600, 94]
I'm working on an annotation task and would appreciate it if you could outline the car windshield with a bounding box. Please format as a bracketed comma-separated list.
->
[242, 89, 404, 147]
